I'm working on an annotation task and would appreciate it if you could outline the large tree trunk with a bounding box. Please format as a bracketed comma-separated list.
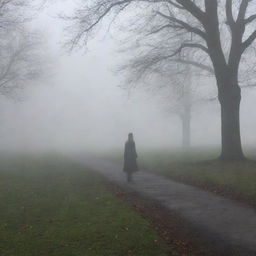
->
[207, 35, 245, 160]
[181, 105, 191, 149]
[181, 70, 192, 149]
[218, 83, 245, 161]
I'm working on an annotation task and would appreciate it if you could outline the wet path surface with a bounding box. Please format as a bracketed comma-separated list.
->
[75, 156, 256, 255]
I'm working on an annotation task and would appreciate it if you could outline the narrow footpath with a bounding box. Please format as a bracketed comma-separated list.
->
[75, 156, 256, 256]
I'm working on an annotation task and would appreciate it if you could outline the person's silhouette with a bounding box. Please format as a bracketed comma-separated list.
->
[123, 133, 138, 182]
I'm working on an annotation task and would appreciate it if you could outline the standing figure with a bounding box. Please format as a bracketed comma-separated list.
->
[123, 133, 138, 182]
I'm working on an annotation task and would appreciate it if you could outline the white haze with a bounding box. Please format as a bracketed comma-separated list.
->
[0, 2, 255, 155]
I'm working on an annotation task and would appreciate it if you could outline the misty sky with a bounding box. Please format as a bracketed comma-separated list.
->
[0, 1, 255, 154]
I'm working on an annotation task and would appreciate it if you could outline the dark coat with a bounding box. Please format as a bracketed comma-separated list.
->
[123, 140, 138, 173]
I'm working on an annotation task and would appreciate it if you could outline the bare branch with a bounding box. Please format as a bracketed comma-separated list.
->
[146, 24, 182, 35]
[226, 0, 235, 27]
[167, 0, 184, 9]
[237, 0, 250, 23]
[173, 43, 209, 56]
[80, 0, 131, 34]
[156, 11, 206, 40]
[171, 59, 214, 74]
[242, 30, 256, 51]
[176, 0, 205, 23]
[244, 14, 256, 25]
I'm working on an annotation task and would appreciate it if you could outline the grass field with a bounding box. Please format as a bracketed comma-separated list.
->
[138, 147, 256, 201]
[0, 154, 175, 256]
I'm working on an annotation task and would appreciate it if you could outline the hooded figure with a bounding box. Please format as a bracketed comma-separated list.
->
[123, 133, 138, 182]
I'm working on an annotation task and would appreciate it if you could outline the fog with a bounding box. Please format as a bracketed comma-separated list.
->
[3, 3, 256, 256]
[0, 1, 256, 155]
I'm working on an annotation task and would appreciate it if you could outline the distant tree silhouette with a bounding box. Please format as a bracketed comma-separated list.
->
[118, 32, 216, 150]
[0, 0, 49, 98]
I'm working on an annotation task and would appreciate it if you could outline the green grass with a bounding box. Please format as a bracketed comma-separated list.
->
[0, 154, 175, 256]
[138, 148, 256, 200]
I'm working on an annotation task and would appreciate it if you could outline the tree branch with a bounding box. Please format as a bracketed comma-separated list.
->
[147, 24, 182, 35]
[242, 30, 256, 51]
[244, 14, 256, 25]
[171, 58, 214, 74]
[166, 0, 184, 9]
[176, 0, 205, 23]
[174, 43, 209, 56]
[237, 0, 250, 23]
[226, 0, 235, 27]
[156, 11, 206, 40]
[82, 0, 132, 34]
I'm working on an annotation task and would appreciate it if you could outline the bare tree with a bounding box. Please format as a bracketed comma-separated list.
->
[63, 0, 256, 160]
[159, 69, 195, 149]
[0, 27, 49, 98]
[118, 27, 219, 149]
[0, 0, 34, 28]
[0, 0, 50, 98]
[121, 56, 216, 149]
[117, 25, 216, 150]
